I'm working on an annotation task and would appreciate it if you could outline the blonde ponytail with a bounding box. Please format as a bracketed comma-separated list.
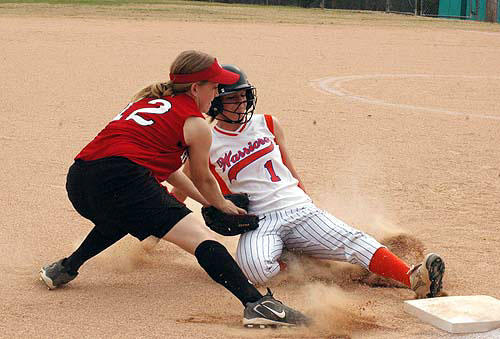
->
[132, 50, 214, 102]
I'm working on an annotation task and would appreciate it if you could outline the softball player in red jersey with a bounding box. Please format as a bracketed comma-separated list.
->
[174, 65, 445, 300]
[40, 51, 309, 328]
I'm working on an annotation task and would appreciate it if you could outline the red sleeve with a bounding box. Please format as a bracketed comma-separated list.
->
[264, 114, 274, 135]
[209, 163, 232, 195]
[264, 114, 306, 193]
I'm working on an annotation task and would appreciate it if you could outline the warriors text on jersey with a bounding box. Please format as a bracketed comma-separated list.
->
[76, 94, 203, 182]
[209, 114, 311, 215]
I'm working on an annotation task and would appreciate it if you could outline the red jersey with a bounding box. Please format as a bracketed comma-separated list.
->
[76, 93, 204, 182]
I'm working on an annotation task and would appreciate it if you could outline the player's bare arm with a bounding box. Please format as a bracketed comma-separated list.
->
[184, 117, 245, 215]
[272, 116, 306, 192]
[169, 160, 192, 203]
[166, 167, 208, 206]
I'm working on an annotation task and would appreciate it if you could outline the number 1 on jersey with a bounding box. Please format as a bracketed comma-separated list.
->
[264, 160, 281, 182]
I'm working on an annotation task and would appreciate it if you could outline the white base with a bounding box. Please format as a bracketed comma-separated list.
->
[404, 295, 500, 334]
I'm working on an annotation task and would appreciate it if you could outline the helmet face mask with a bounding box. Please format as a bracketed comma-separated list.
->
[208, 65, 257, 124]
[216, 87, 257, 124]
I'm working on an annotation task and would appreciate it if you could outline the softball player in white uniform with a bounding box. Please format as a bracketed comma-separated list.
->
[172, 65, 445, 299]
[209, 113, 383, 284]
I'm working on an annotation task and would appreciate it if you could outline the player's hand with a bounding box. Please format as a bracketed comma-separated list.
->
[201, 194, 258, 236]
[218, 199, 247, 215]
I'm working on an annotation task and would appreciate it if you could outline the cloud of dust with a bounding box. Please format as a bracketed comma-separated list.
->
[268, 251, 367, 289]
[71, 233, 199, 273]
[269, 229, 426, 290]
[265, 190, 426, 289]
[217, 283, 384, 339]
[71, 236, 156, 273]
[314, 191, 404, 240]
[300, 282, 381, 337]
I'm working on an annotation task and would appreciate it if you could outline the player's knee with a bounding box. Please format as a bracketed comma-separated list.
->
[163, 216, 216, 254]
[237, 258, 279, 285]
[260, 260, 281, 284]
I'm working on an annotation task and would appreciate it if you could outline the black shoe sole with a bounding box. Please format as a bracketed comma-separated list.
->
[425, 254, 445, 298]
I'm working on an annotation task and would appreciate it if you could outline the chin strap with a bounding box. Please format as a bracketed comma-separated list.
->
[216, 114, 247, 124]
[215, 108, 252, 124]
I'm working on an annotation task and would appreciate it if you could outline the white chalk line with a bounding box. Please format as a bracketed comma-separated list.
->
[457, 29, 500, 37]
[310, 74, 500, 121]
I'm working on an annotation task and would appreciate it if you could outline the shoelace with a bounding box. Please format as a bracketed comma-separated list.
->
[265, 288, 283, 304]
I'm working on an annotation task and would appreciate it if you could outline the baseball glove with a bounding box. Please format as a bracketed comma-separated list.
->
[201, 193, 259, 236]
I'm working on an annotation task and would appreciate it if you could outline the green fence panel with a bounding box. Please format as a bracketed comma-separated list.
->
[438, 0, 448, 16]
[440, 0, 498, 19]
[439, 0, 468, 17]
[480, 0, 487, 19]
[466, 0, 475, 19]
[460, 0, 468, 16]
[466, 0, 486, 20]
[498, 0, 500, 22]
[439, 0, 451, 16]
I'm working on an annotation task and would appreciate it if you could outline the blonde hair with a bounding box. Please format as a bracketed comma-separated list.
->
[132, 50, 214, 101]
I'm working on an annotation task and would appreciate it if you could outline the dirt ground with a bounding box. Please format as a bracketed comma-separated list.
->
[1, 4, 500, 339]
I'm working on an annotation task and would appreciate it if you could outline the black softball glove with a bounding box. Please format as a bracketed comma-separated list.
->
[201, 193, 259, 236]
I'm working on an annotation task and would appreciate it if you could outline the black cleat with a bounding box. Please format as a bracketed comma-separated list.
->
[409, 253, 445, 298]
[243, 288, 310, 328]
[40, 259, 78, 290]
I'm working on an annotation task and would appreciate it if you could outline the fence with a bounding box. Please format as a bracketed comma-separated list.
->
[199, 0, 440, 15]
[198, 0, 499, 20]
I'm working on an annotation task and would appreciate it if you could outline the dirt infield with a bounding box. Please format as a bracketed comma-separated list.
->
[1, 4, 499, 338]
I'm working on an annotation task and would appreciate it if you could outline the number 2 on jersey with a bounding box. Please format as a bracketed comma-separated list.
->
[264, 160, 281, 182]
[112, 99, 171, 126]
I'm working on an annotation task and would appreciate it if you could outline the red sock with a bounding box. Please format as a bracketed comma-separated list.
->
[278, 259, 287, 272]
[368, 247, 411, 287]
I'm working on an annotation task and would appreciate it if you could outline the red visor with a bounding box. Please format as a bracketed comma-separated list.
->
[169, 59, 240, 85]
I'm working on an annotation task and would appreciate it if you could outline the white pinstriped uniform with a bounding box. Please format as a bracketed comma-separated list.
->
[209, 115, 384, 284]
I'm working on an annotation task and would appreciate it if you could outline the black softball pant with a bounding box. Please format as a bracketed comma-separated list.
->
[66, 157, 191, 241]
